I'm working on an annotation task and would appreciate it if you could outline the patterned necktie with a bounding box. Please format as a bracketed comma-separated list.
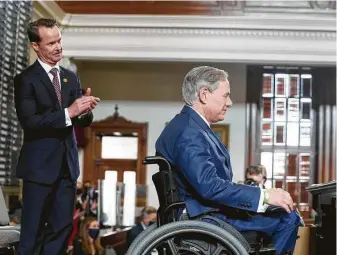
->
[50, 68, 62, 106]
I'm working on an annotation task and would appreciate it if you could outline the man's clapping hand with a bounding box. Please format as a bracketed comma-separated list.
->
[68, 88, 100, 118]
[264, 188, 294, 213]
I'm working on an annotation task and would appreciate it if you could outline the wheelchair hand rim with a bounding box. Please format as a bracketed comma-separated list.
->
[140, 227, 243, 254]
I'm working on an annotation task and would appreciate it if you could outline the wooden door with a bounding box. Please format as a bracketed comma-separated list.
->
[83, 107, 148, 185]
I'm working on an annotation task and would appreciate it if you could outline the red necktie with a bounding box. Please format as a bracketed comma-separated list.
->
[50, 68, 62, 106]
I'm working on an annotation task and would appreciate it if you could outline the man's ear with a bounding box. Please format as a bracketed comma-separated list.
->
[31, 42, 39, 52]
[199, 87, 208, 104]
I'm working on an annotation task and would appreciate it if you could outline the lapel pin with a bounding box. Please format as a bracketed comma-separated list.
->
[63, 78, 68, 83]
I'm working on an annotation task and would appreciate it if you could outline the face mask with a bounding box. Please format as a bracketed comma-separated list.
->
[88, 228, 99, 239]
[148, 221, 156, 226]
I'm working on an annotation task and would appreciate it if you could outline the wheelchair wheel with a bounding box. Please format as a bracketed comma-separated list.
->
[128, 222, 158, 252]
[127, 220, 249, 255]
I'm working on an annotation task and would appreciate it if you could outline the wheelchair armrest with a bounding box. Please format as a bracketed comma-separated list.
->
[159, 201, 186, 226]
[265, 206, 285, 214]
[143, 156, 171, 171]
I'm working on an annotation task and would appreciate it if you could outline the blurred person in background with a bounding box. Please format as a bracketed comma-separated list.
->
[72, 217, 104, 255]
[126, 206, 157, 247]
[245, 165, 267, 189]
[67, 182, 87, 253]
[256, 164, 268, 186]
[83, 180, 98, 217]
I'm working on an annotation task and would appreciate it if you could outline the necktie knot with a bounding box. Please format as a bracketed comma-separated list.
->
[50, 68, 58, 77]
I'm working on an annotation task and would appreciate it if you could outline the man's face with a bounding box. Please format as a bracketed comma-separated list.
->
[143, 213, 157, 225]
[202, 80, 233, 123]
[31, 25, 62, 65]
[246, 173, 264, 186]
[257, 165, 267, 179]
[76, 182, 83, 190]
[89, 220, 100, 229]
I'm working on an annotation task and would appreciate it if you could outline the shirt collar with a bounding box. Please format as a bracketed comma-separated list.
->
[38, 58, 60, 75]
[187, 105, 210, 127]
[140, 221, 146, 230]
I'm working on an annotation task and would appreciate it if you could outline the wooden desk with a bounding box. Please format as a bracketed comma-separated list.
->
[100, 227, 131, 255]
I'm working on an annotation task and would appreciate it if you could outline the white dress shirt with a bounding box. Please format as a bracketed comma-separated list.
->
[187, 105, 267, 213]
[38, 59, 72, 127]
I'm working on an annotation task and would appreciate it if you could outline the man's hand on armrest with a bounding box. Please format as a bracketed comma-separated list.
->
[263, 188, 294, 213]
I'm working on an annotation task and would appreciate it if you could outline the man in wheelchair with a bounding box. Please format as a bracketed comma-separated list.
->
[155, 66, 301, 255]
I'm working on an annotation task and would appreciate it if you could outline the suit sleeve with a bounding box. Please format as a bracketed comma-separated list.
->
[14, 74, 66, 130]
[127, 226, 141, 247]
[173, 127, 261, 212]
[70, 75, 93, 127]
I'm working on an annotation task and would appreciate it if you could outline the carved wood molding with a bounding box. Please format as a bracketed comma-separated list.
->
[64, 26, 335, 40]
[96, 114, 133, 126]
[92, 105, 146, 128]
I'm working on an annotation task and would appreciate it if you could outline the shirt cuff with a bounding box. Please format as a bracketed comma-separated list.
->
[65, 108, 72, 127]
[257, 187, 269, 213]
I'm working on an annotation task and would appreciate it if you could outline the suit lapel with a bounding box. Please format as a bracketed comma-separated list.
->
[204, 123, 232, 179]
[182, 106, 227, 158]
[60, 68, 70, 108]
[206, 128, 229, 158]
[33, 61, 61, 110]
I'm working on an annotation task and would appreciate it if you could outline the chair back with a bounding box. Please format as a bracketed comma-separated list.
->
[143, 156, 185, 225]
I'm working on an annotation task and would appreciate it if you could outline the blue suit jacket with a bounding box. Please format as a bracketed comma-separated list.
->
[14, 60, 93, 184]
[156, 106, 261, 218]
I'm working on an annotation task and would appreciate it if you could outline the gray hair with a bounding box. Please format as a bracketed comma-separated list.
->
[182, 66, 228, 106]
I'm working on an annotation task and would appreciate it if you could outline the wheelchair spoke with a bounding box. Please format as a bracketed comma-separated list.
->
[175, 235, 234, 255]
[213, 243, 232, 255]
[166, 238, 180, 255]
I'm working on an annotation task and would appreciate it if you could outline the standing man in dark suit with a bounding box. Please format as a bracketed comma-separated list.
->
[14, 18, 100, 254]
[156, 66, 300, 255]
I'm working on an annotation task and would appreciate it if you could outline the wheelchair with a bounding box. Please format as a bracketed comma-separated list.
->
[126, 156, 282, 255]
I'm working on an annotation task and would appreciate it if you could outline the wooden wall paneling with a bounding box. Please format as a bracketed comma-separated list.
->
[312, 67, 336, 184]
[83, 126, 93, 183]
[55, 1, 224, 15]
[137, 121, 148, 184]
[317, 105, 336, 184]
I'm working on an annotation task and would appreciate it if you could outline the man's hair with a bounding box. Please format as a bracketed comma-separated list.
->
[245, 165, 264, 178]
[256, 164, 267, 177]
[140, 206, 157, 219]
[27, 18, 59, 43]
[182, 66, 228, 106]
